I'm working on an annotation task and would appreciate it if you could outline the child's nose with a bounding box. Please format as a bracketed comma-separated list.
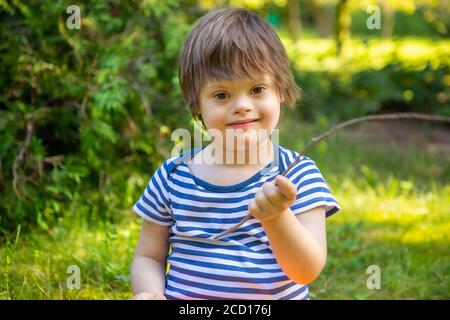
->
[231, 96, 253, 114]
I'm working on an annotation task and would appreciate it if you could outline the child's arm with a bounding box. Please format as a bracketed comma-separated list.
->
[248, 175, 327, 285]
[130, 219, 170, 299]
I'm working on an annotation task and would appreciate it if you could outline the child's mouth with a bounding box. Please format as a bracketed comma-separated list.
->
[227, 119, 259, 129]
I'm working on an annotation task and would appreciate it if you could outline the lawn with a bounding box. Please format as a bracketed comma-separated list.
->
[0, 116, 449, 299]
[282, 116, 450, 299]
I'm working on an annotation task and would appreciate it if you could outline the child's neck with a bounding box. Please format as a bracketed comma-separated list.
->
[206, 139, 274, 168]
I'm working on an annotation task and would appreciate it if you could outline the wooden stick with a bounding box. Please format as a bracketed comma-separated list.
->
[212, 112, 450, 240]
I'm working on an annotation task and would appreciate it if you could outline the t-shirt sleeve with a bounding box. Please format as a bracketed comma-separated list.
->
[133, 161, 174, 226]
[286, 156, 340, 218]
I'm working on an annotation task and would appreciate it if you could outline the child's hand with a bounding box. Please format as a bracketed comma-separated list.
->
[131, 291, 167, 300]
[248, 175, 297, 223]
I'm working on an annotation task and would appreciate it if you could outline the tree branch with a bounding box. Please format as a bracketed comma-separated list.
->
[12, 107, 51, 199]
[12, 120, 34, 199]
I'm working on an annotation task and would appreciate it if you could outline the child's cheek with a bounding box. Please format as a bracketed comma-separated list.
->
[261, 103, 280, 129]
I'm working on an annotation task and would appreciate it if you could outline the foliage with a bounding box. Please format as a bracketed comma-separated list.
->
[0, 0, 193, 233]
[284, 37, 450, 121]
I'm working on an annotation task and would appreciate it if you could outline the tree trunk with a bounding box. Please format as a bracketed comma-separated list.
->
[380, 0, 395, 38]
[288, 0, 302, 42]
[307, 0, 329, 37]
[335, 0, 351, 55]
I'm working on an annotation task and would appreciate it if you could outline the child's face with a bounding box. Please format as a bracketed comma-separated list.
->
[198, 73, 282, 151]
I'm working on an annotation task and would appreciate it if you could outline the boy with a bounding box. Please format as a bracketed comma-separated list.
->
[131, 7, 340, 300]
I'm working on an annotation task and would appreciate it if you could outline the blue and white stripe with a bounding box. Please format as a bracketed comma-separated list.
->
[133, 144, 340, 300]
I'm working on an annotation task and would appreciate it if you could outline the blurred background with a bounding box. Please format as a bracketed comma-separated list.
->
[0, 0, 449, 299]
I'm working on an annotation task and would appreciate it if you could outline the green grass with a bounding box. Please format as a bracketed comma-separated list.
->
[311, 180, 449, 299]
[280, 114, 450, 299]
[0, 116, 449, 299]
[0, 217, 138, 299]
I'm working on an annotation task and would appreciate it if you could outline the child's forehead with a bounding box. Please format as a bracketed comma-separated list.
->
[203, 73, 273, 88]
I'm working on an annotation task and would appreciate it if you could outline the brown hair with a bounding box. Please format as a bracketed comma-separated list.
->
[178, 7, 301, 122]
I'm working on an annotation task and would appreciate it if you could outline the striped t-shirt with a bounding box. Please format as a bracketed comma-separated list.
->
[133, 143, 340, 300]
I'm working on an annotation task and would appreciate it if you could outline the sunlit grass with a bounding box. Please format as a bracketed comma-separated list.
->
[279, 114, 450, 299]
[311, 181, 450, 299]
[313, 193, 449, 299]
[334, 178, 449, 244]
[0, 218, 140, 299]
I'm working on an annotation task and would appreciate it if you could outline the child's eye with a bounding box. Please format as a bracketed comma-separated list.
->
[251, 87, 266, 95]
[214, 92, 229, 100]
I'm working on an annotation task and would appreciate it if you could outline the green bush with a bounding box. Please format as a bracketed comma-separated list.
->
[0, 0, 194, 234]
[295, 63, 450, 121]
[287, 38, 450, 121]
